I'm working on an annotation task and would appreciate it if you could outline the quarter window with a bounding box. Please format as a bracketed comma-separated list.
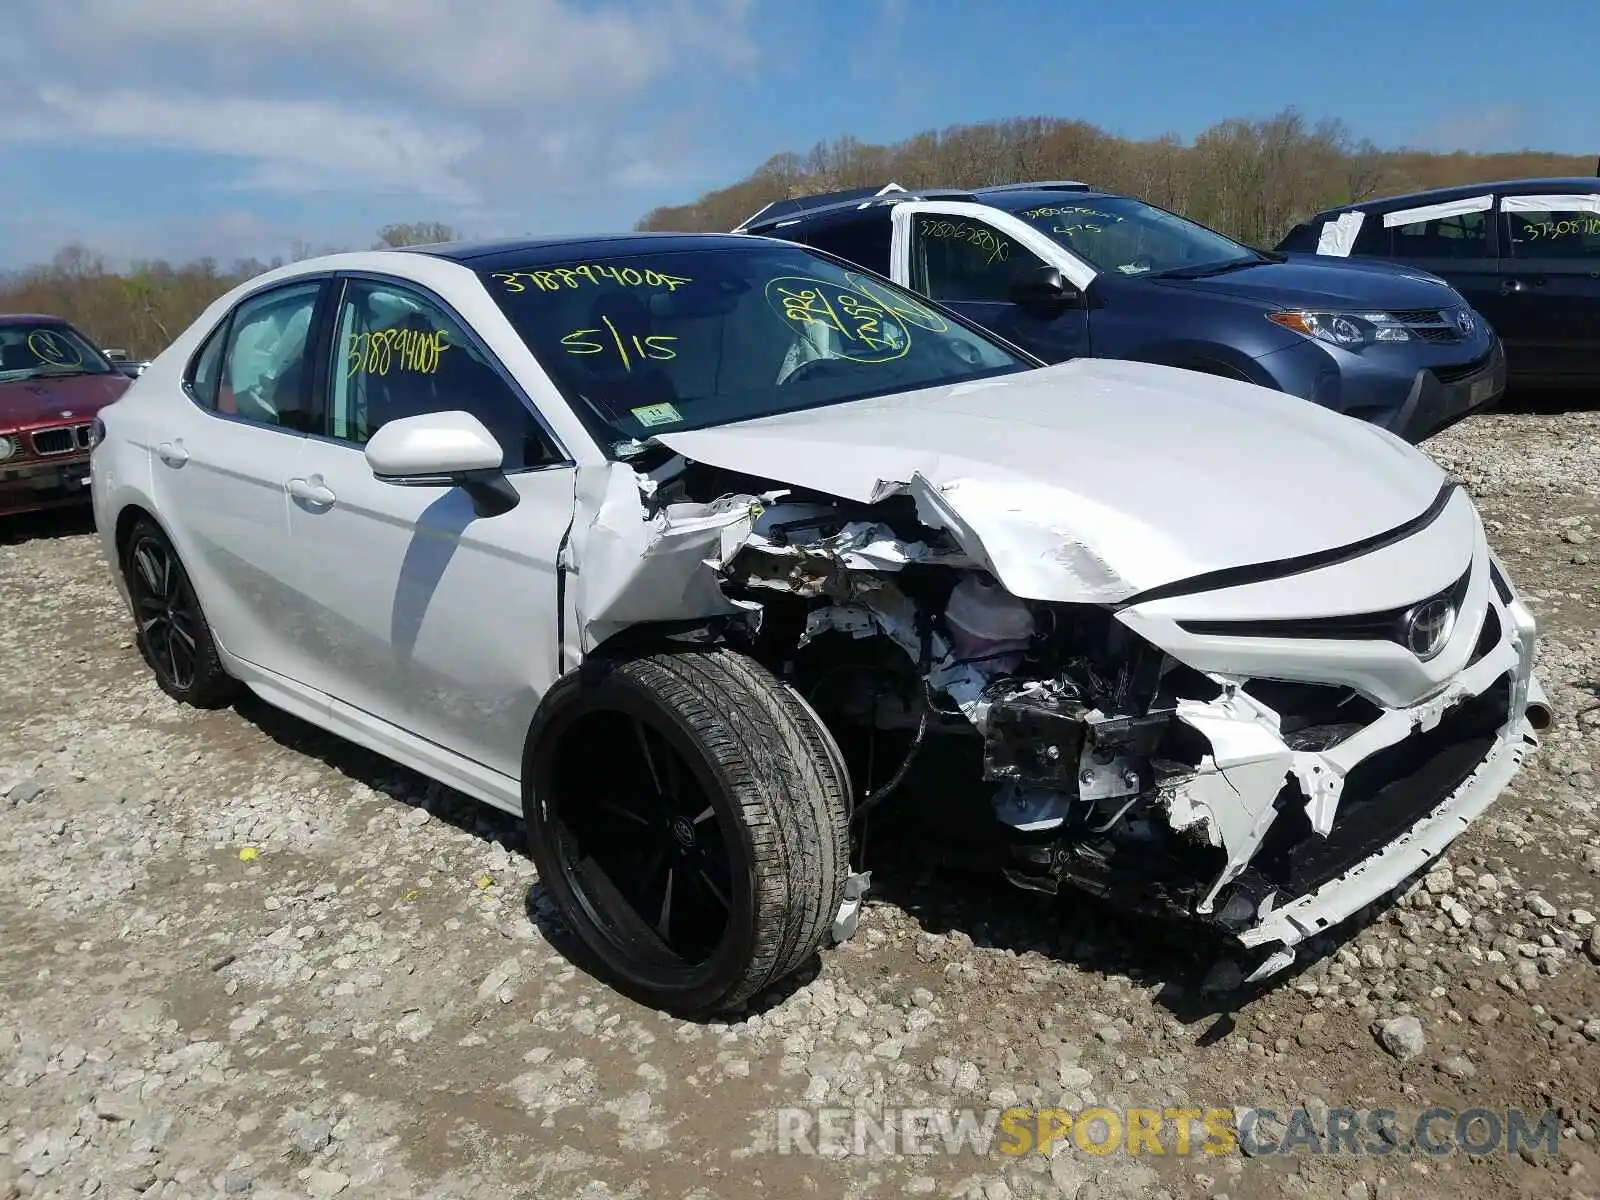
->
[1503, 208, 1600, 259]
[215, 282, 322, 430]
[186, 321, 228, 409]
[329, 279, 563, 470]
[911, 214, 1046, 304]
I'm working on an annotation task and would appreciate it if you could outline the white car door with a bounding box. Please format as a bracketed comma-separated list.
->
[278, 275, 576, 779]
[149, 278, 327, 681]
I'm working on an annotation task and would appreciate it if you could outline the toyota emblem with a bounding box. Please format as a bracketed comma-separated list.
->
[1455, 309, 1475, 336]
[1404, 598, 1456, 660]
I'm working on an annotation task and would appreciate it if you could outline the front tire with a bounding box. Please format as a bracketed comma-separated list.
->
[121, 517, 239, 708]
[524, 648, 852, 1015]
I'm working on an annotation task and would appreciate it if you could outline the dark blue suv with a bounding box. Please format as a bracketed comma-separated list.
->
[737, 182, 1505, 442]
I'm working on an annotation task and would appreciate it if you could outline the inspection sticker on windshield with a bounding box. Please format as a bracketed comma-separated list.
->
[631, 402, 683, 428]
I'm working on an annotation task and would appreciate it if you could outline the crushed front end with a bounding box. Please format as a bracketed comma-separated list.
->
[632, 457, 1545, 982]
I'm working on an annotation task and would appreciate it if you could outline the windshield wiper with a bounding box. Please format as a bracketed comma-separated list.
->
[1156, 256, 1267, 280]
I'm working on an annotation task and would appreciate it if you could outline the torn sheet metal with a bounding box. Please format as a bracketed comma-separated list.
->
[1314, 211, 1366, 256]
[1166, 690, 1293, 912]
[1499, 193, 1600, 213]
[907, 474, 1142, 604]
[654, 357, 1446, 606]
[1381, 194, 1494, 227]
[569, 463, 760, 646]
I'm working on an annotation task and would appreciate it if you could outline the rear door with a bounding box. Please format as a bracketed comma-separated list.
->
[150, 277, 329, 682]
[1495, 193, 1600, 383]
[889, 202, 1093, 363]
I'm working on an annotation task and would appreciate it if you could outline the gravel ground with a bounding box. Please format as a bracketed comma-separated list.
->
[2, 401, 1598, 1200]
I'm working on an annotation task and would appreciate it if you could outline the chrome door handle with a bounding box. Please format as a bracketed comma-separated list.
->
[156, 441, 188, 467]
[287, 477, 337, 508]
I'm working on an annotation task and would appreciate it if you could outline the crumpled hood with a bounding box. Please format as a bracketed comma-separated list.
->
[0, 372, 128, 426]
[1159, 256, 1465, 311]
[654, 358, 1446, 604]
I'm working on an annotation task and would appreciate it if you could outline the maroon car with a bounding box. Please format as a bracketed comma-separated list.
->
[0, 315, 130, 517]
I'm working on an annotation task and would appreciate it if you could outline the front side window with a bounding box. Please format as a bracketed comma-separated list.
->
[1389, 211, 1489, 258]
[911, 214, 1048, 303]
[1005, 195, 1255, 277]
[217, 282, 321, 430]
[0, 321, 116, 381]
[330, 279, 562, 470]
[1503, 207, 1600, 260]
[481, 244, 1025, 455]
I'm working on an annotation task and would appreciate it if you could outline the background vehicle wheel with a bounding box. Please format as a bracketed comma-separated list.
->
[524, 648, 852, 1015]
[121, 517, 239, 708]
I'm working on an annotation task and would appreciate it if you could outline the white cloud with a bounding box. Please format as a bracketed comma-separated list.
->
[13, 86, 480, 201]
[2, 0, 757, 223]
[37, 0, 756, 110]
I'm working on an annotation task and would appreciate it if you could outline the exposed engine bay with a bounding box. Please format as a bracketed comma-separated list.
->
[597, 451, 1549, 981]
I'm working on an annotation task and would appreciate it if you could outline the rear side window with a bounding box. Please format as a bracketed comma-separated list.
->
[209, 282, 323, 430]
[1350, 218, 1389, 257]
[1387, 211, 1488, 259]
[800, 213, 893, 275]
[1503, 209, 1600, 259]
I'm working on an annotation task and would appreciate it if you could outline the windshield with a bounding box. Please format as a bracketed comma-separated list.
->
[481, 243, 1028, 454]
[0, 322, 115, 380]
[1005, 196, 1257, 277]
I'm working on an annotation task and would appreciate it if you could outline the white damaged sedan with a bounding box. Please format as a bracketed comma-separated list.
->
[89, 233, 1549, 1014]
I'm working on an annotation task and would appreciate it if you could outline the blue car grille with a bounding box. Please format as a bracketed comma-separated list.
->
[1386, 308, 1462, 344]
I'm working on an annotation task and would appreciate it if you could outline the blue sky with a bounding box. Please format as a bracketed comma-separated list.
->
[1, 0, 1592, 269]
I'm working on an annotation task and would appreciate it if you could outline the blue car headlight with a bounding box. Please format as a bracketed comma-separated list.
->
[1267, 310, 1412, 348]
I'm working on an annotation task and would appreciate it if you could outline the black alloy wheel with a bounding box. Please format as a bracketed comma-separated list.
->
[121, 517, 238, 707]
[525, 648, 852, 1015]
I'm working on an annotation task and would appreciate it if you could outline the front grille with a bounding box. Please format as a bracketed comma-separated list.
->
[29, 424, 93, 456]
[1384, 307, 1460, 344]
[1241, 672, 1513, 897]
[1433, 354, 1491, 385]
[1177, 566, 1471, 648]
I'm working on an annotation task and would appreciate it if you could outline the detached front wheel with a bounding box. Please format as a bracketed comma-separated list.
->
[524, 648, 852, 1015]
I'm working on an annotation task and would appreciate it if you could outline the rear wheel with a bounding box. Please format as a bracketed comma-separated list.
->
[524, 648, 852, 1015]
[121, 517, 239, 708]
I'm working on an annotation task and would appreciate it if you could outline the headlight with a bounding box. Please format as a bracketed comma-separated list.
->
[1267, 310, 1412, 348]
[0, 434, 17, 463]
[89, 418, 106, 449]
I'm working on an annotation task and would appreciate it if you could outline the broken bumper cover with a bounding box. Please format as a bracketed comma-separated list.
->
[1236, 705, 1534, 954]
[1158, 580, 1541, 962]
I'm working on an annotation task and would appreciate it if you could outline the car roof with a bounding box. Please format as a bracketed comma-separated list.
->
[0, 313, 74, 325]
[1314, 177, 1600, 219]
[737, 180, 1111, 233]
[398, 232, 764, 271]
[975, 187, 1121, 211]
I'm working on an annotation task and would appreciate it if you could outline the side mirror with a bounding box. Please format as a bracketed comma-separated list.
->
[1009, 265, 1080, 310]
[365, 410, 518, 517]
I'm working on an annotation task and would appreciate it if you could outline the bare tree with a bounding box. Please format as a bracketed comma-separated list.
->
[372, 221, 460, 249]
[635, 109, 1589, 244]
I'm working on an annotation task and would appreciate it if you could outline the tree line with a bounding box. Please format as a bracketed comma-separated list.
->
[637, 108, 1592, 245]
[4, 109, 1592, 359]
[0, 222, 458, 360]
